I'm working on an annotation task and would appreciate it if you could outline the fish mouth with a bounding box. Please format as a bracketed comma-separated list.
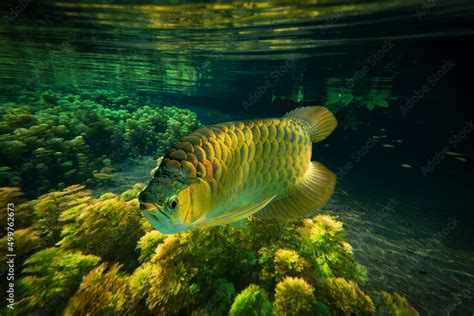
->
[139, 202, 157, 211]
[139, 202, 171, 219]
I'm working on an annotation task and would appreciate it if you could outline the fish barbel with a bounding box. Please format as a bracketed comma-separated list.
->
[139, 106, 337, 234]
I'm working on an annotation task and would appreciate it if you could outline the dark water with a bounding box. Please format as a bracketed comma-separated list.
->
[1, 0, 474, 314]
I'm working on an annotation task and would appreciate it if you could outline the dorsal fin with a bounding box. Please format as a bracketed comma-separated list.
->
[284, 106, 337, 143]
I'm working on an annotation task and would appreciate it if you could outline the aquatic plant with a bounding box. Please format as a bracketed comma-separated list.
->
[0, 90, 200, 195]
[121, 182, 147, 201]
[0, 228, 43, 277]
[298, 215, 368, 284]
[320, 277, 375, 315]
[273, 277, 316, 316]
[377, 291, 419, 316]
[16, 247, 100, 314]
[0, 187, 31, 232]
[64, 263, 132, 316]
[136, 230, 167, 263]
[229, 284, 273, 316]
[127, 262, 154, 314]
[3, 183, 417, 315]
[26, 185, 93, 245]
[58, 194, 145, 267]
[274, 249, 307, 281]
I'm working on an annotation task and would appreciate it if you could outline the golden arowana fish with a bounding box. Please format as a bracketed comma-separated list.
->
[139, 106, 337, 234]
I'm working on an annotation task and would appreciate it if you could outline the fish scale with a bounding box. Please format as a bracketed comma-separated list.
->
[162, 118, 312, 214]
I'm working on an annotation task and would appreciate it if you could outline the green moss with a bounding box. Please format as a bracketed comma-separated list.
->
[229, 284, 273, 316]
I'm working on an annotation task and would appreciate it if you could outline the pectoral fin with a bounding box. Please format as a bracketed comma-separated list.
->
[194, 195, 276, 227]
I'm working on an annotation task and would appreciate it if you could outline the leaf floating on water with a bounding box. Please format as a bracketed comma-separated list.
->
[454, 157, 467, 162]
[447, 151, 463, 156]
[380, 128, 386, 132]
[393, 139, 402, 143]
[383, 144, 395, 148]
[401, 164, 412, 168]
[324, 144, 329, 147]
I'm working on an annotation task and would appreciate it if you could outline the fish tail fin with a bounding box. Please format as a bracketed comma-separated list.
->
[257, 161, 336, 218]
[284, 106, 337, 143]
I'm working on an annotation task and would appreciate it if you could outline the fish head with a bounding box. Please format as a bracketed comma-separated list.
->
[138, 167, 211, 234]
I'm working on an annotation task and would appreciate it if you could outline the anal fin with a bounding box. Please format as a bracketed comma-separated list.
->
[257, 162, 336, 218]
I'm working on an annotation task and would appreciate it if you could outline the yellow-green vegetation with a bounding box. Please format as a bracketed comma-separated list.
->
[273, 277, 316, 315]
[16, 247, 101, 314]
[64, 263, 133, 316]
[0, 187, 31, 230]
[0, 90, 200, 195]
[229, 284, 273, 316]
[58, 194, 145, 267]
[1, 185, 419, 315]
[321, 277, 375, 315]
[136, 230, 167, 263]
[378, 291, 420, 316]
[27, 185, 93, 244]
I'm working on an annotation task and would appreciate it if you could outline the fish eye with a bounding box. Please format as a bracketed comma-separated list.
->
[168, 196, 178, 210]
